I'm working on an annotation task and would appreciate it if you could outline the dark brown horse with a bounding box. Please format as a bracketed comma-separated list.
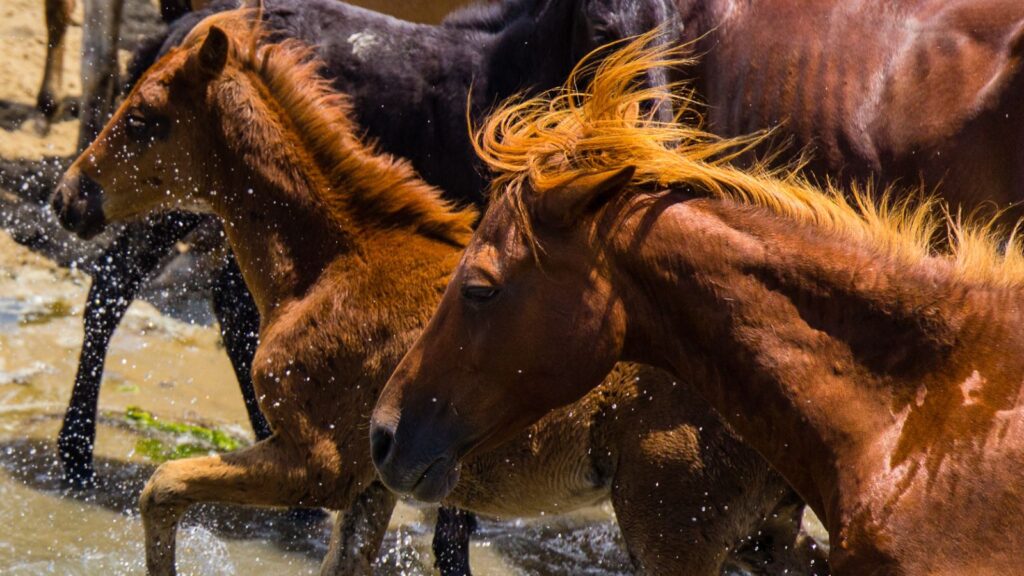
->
[51, 17, 823, 575]
[372, 36, 1024, 574]
[681, 0, 1024, 212]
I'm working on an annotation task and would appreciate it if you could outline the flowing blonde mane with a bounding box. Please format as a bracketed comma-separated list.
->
[183, 11, 476, 246]
[474, 31, 1024, 286]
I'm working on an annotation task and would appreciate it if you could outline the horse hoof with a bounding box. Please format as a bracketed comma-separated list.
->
[35, 90, 59, 119]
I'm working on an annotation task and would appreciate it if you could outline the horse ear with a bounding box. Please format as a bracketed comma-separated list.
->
[534, 166, 636, 229]
[191, 26, 229, 79]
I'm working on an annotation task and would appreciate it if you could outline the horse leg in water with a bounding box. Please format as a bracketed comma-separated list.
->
[213, 258, 473, 565]
[433, 507, 477, 576]
[77, 0, 123, 152]
[733, 492, 829, 575]
[321, 482, 397, 575]
[36, 0, 76, 132]
[58, 212, 202, 486]
[140, 436, 390, 575]
[209, 256, 270, 439]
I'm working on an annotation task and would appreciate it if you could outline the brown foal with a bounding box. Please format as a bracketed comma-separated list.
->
[51, 14, 824, 575]
[372, 36, 1024, 575]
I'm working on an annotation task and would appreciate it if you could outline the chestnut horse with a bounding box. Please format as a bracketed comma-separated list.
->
[372, 36, 1024, 574]
[51, 16, 824, 575]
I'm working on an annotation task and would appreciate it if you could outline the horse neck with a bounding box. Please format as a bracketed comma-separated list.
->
[277, 0, 485, 202]
[607, 193, 1024, 522]
[281, 0, 607, 202]
[198, 75, 362, 323]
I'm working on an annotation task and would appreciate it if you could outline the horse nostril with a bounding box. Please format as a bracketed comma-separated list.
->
[370, 424, 395, 469]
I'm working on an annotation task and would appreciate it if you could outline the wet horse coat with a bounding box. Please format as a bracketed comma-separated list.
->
[55, 0, 1024, 489]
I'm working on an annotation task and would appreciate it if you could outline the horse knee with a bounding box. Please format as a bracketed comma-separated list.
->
[140, 462, 190, 524]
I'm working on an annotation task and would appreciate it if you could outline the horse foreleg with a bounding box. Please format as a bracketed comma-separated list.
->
[610, 422, 788, 575]
[36, 0, 76, 131]
[320, 481, 396, 576]
[210, 257, 270, 440]
[59, 214, 201, 487]
[140, 435, 315, 576]
[738, 491, 830, 576]
[77, 0, 123, 151]
[433, 507, 476, 576]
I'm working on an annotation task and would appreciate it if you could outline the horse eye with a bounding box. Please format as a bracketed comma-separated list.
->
[124, 114, 149, 140]
[461, 285, 501, 303]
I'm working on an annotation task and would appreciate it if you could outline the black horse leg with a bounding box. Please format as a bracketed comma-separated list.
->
[209, 256, 270, 440]
[59, 213, 202, 487]
[433, 507, 477, 576]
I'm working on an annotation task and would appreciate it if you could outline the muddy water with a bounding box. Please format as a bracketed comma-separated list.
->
[0, 230, 636, 575]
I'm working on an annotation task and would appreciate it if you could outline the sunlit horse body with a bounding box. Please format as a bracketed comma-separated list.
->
[372, 37, 1024, 574]
[48, 1, 685, 569]
[51, 17, 825, 575]
[55, 0, 1024, 495]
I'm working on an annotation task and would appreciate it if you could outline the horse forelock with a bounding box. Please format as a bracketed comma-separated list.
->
[474, 30, 1024, 288]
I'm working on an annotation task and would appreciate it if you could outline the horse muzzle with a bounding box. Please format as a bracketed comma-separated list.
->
[370, 409, 464, 503]
[51, 170, 107, 239]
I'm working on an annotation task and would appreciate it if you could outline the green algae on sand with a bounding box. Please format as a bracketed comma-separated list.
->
[125, 405, 246, 462]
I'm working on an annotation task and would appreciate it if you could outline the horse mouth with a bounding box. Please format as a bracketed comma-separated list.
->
[410, 455, 461, 502]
